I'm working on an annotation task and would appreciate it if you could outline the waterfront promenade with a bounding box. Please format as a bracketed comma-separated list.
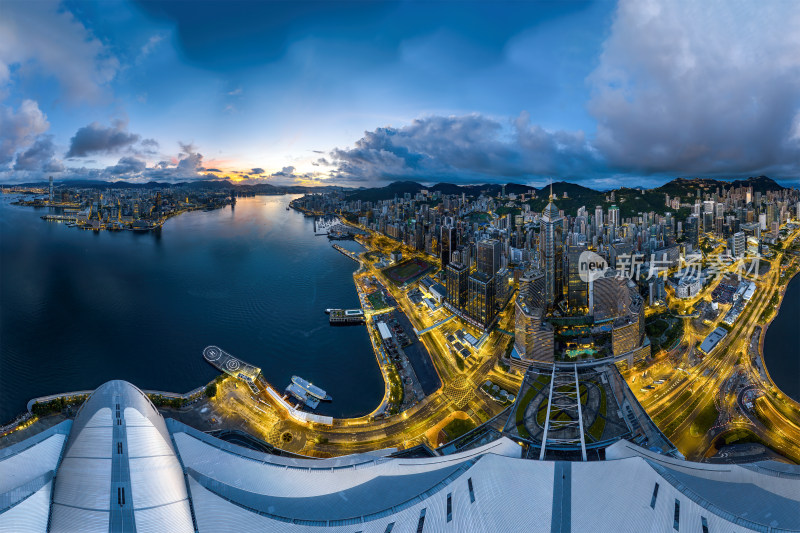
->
[2, 220, 522, 457]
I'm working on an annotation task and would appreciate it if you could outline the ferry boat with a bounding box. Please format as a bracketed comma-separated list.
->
[285, 383, 320, 409]
[292, 375, 332, 401]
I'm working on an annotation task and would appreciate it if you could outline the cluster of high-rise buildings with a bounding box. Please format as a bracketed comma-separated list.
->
[10, 179, 236, 231]
[291, 181, 800, 363]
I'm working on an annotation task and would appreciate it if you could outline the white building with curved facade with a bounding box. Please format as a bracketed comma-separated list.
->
[2, 380, 799, 532]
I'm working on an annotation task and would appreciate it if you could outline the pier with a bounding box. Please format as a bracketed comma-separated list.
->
[41, 214, 78, 222]
[332, 244, 360, 262]
[328, 308, 365, 325]
[203, 345, 262, 392]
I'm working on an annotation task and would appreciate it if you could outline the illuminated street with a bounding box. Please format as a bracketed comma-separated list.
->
[624, 226, 800, 462]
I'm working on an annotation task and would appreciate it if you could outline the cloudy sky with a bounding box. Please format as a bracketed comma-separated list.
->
[1, 0, 799, 188]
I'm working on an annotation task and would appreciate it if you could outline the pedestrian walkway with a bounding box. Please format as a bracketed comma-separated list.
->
[416, 314, 455, 335]
[476, 329, 492, 349]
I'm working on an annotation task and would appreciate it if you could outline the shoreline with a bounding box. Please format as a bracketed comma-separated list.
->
[759, 269, 800, 403]
[1, 195, 512, 458]
[0, 212, 415, 434]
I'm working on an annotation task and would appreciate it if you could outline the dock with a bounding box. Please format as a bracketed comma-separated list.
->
[41, 214, 78, 222]
[328, 308, 365, 325]
[267, 387, 333, 426]
[332, 244, 360, 262]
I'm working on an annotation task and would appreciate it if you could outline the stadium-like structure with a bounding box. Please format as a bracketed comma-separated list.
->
[1, 380, 799, 532]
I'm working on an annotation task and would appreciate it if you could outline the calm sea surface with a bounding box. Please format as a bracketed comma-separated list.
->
[0, 194, 383, 423]
[763, 272, 800, 402]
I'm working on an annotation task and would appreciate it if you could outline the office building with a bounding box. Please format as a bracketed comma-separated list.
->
[728, 231, 746, 258]
[466, 271, 495, 328]
[476, 238, 501, 276]
[440, 225, 455, 268]
[445, 261, 469, 309]
[566, 243, 588, 310]
[539, 199, 564, 309]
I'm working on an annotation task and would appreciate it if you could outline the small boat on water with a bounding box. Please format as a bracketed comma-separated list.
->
[292, 375, 332, 401]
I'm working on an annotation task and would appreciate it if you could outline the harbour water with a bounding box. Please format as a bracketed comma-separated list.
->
[763, 273, 800, 402]
[0, 194, 384, 422]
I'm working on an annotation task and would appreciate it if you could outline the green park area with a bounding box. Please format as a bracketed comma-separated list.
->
[367, 291, 391, 310]
[515, 373, 551, 439]
[31, 395, 87, 417]
[587, 383, 607, 441]
[386, 365, 404, 415]
[690, 401, 719, 437]
[646, 313, 683, 352]
[441, 418, 476, 442]
[467, 211, 491, 223]
[364, 251, 384, 262]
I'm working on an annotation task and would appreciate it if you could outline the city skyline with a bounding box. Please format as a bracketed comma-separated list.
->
[2, 0, 800, 188]
[2, 2, 800, 531]
[2, 149, 800, 531]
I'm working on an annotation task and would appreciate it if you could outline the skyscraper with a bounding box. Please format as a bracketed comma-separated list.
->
[477, 238, 501, 276]
[566, 243, 589, 310]
[445, 261, 468, 309]
[609, 205, 620, 227]
[466, 271, 495, 328]
[48, 176, 53, 203]
[539, 198, 564, 309]
[514, 298, 554, 363]
[686, 216, 700, 249]
[440, 225, 455, 268]
[728, 231, 746, 258]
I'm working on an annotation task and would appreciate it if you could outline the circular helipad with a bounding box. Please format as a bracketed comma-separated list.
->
[203, 346, 221, 361]
[225, 359, 240, 371]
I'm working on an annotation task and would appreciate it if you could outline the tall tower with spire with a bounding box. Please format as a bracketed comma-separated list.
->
[540, 189, 564, 310]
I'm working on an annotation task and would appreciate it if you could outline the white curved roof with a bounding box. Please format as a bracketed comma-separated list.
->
[0, 421, 69, 533]
[48, 380, 193, 533]
[3, 380, 800, 532]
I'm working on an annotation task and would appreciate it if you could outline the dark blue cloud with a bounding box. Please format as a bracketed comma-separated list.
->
[14, 135, 63, 172]
[106, 156, 146, 175]
[327, 113, 599, 184]
[66, 121, 141, 158]
[132, 0, 596, 70]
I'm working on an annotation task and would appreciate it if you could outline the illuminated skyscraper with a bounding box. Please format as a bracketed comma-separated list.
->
[566, 243, 588, 310]
[445, 261, 468, 309]
[440, 225, 455, 268]
[466, 271, 495, 328]
[539, 195, 564, 309]
[476, 238, 501, 276]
